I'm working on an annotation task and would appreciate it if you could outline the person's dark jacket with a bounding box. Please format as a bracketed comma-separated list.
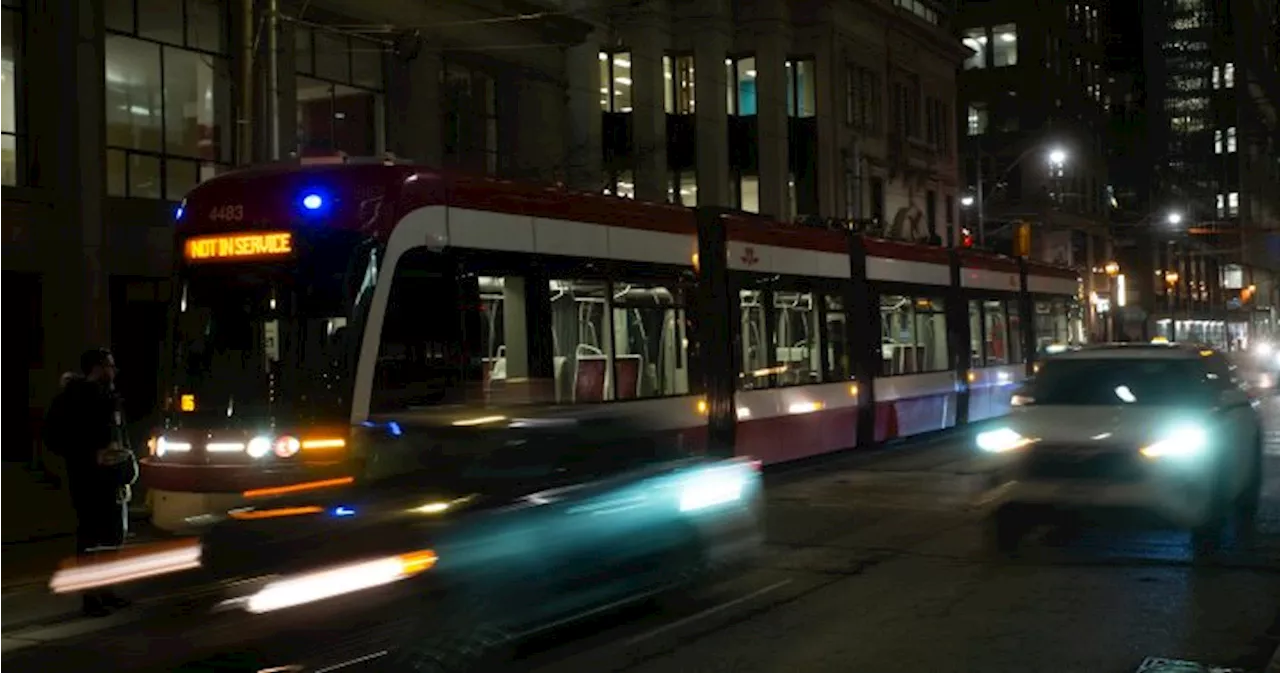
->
[46, 373, 134, 505]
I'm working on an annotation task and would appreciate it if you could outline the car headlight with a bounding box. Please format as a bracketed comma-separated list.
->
[975, 427, 1034, 453]
[1139, 424, 1208, 459]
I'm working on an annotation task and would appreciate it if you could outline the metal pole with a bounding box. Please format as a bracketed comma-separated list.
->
[268, 0, 280, 160]
[975, 139, 985, 248]
[240, 0, 254, 164]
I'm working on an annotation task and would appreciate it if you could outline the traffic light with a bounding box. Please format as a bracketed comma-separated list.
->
[961, 228, 974, 248]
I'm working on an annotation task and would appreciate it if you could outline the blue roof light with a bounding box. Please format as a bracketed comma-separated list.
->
[333, 506, 355, 517]
[175, 205, 185, 221]
[302, 193, 324, 211]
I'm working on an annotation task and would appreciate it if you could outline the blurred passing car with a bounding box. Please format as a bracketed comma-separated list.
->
[18, 412, 763, 673]
[975, 344, 1264, 552]
[1231, 339, 1280, 393]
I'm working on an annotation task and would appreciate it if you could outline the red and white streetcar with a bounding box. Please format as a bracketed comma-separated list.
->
[143, 157, 1081, 530]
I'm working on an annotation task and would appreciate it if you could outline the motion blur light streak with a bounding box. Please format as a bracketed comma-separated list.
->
[229, 506, 324, 521]
[50, 540, 202, 593]
[243, 550, 437, 613]
[243, 476, 355, 499]
[451, 415, 508, 426]
[679, 466, 748, 512]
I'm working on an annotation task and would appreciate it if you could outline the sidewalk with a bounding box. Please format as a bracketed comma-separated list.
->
[3, 462, 155, 589]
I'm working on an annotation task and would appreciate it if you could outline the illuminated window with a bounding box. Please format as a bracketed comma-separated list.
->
[962, 28, 987, 70]
[667, 171, 697, 206]
[599, 51, 632, 112]
[2, 0, 22, 186]
[1223, 62, 1234, 88]
[1226, 126, 1236, 153]
[967, 102, 988, 136]
[1217, 193, 1225, 218]
[610, 281, 690, 399]
[1228, 191, 1239, 216]
[786, 59, 816, 118]
[105, 0, 232, 201]
[1212, 65, 1220, 89]
[604, 169, 635, 200]
[893, 0, 939, 25]
[296, 27, 386, 162]
[737, 173, 759, 213]
[992, 24, 1017, 67]
[663, 54, 695, 115]
[727, 57, 757, 115]
[880, 296, 948, 376]
[1215, 129, 1223, 154]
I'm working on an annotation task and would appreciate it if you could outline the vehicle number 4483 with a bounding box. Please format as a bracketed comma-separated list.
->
[208, 205, 244, 222]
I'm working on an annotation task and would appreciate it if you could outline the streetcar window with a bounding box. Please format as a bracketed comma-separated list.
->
[371, 250, 470, 411]
[823, 294, 851, 382]
[1006, 299, 1025, 364]
[611, 281, 691, 399]
[967, 300, 984, 368]
[981, 299, 1009, 366]
[550, 279, 610, 402]
[773, 291, 822, 386]
[880, 295, 948, 376]
[1034, 299, 1071, 353]
[738, 289, 771, 390]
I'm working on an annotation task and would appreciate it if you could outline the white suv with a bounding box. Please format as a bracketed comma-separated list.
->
[977, 344, 1264, 552]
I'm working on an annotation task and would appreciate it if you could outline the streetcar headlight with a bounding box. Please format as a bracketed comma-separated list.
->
[156, 437, 192, 457]
[247, 436, 272, 459]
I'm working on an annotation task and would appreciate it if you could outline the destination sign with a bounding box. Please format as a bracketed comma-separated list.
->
[184, 232, 294, 262]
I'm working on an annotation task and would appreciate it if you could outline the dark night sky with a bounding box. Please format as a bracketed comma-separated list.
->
[1106, 0, 1144, 71]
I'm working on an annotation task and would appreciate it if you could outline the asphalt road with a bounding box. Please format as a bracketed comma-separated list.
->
[513, 397, 1280, 673]
[4, 399, 1279, 673]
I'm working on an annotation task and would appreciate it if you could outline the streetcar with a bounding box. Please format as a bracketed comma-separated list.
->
[142, 157, 1081, 530]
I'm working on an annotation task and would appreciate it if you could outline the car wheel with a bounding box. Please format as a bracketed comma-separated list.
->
[1191, 462, 1230, 557]
[1235, 441, 1264, 523]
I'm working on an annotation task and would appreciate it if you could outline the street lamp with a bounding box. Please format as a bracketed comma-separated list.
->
[960, 195, 975, 208]
[1048, 148, 1068, 166]
[1104, 261, 1120, 277]
[1166, 212, 1183, 226]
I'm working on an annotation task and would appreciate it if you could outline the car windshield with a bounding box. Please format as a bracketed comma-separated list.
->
[1028, 356, 1216, 406]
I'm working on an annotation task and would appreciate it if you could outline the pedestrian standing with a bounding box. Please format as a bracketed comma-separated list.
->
[44, 348, 139, 617]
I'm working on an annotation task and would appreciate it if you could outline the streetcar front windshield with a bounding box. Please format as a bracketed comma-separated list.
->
[169, 236, 377, 424]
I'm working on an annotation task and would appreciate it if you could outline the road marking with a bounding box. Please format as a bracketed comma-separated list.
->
[624, 579, 792, 646]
